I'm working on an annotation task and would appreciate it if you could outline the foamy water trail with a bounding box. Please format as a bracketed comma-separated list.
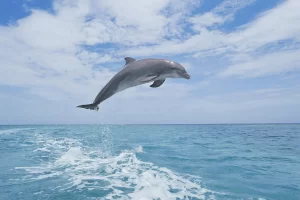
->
[14, 128, 216, 200]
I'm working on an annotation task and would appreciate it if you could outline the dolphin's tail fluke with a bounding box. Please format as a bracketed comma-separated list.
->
[77, 103, 99, 111]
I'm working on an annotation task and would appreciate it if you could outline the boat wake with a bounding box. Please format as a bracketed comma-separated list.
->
[14, 131, 216, 200]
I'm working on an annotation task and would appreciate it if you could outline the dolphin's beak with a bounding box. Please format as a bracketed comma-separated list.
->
[183, 72, 190, 79]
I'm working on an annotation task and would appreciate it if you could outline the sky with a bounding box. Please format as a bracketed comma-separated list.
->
[0, 0, 300, 124]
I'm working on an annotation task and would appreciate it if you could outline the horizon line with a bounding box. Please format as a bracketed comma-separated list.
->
[1, 123, 300, 126]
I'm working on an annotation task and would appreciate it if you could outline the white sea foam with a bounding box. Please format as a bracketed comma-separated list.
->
[135, 145, 143, 153]
[15, 132, 216, 200]
[0, 128, 31, 135]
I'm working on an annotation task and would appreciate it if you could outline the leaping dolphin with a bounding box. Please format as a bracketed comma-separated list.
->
[77, 57, 191, 111]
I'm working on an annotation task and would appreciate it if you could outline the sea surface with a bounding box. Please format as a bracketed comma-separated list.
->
[0, 124, 299, 200]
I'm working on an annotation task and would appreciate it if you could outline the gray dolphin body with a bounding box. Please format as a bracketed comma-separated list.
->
[77, 57, 190, 111]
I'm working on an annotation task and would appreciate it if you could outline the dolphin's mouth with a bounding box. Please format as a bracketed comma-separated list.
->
[183, 72, 190, 79]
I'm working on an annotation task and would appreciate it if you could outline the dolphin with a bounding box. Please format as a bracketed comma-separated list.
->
[77, 57, 190, 111]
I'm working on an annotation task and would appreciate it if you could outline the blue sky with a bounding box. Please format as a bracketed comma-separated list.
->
[1, 0, 300, 124]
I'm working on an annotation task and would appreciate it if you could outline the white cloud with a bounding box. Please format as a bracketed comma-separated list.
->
[15, 10, 83, 52]
[218, 49, 300, 78]
[122, 0, 300, 79]
[189, 0, 256, 29]
[229, 0, 300, 53]
[84, 0, 201, 45]
[0, 0, 198, 87]
[213, 0, 256, 16]
[189, 13, 224, 29]
[123, 28, 228, 57]
[2, 84, 300, 124]
[0, 0, 202, 123]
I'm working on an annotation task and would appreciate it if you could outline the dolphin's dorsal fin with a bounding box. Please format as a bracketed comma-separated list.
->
[124, 57, 136, 65]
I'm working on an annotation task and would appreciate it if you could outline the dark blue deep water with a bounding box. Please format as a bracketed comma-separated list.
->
[0, 124, 299, 200]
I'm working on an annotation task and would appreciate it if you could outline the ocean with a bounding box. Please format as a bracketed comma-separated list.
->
[0, 124, 299, 200]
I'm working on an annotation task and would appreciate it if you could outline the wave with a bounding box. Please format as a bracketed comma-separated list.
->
[0, 128, 32, 135]
[14, 132, 216, 200]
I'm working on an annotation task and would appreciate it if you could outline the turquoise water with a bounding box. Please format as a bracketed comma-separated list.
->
[0, 124, 299, 200]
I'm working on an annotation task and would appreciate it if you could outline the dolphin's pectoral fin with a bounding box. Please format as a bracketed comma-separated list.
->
[140, 75, 158, 83]
[150, 79, 165, 88]
[124, 57, 136, 65]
